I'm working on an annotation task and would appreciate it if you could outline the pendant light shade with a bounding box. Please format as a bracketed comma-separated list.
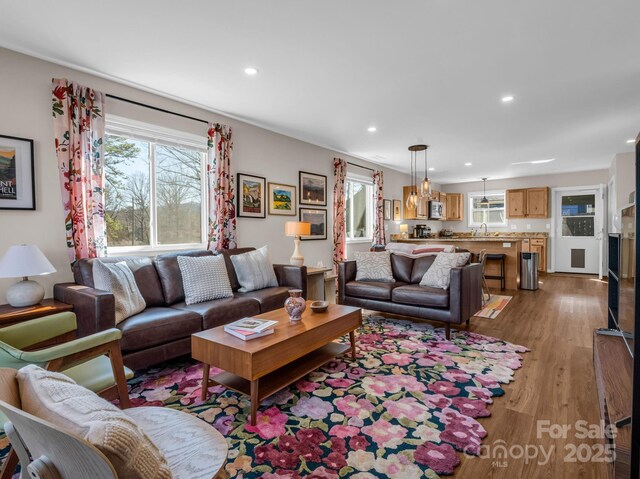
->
[419, 145, 431, 199]
[480, 178, 490, 206]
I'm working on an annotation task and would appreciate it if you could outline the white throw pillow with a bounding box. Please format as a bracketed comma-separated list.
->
[17, 365, 171, 479]
[177, 255, 233, 305]
[93, 261, 146, 324]
[354, 251, 395, 282]
[420, 252, 471, 290]
[230, 246, 279, 293]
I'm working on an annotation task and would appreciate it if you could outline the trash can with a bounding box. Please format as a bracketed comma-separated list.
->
[521, 252, 539, 290]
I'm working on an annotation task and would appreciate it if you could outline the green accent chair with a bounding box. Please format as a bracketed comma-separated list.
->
[0, 312, 133, 479]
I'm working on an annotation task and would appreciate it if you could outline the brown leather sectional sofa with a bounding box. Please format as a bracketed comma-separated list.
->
[54, 248, 307, 370]
[338, 254, 482, 338]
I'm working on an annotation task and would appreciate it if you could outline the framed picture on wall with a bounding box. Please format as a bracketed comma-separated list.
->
[299, 171, 327, 206]
[393, 199, 402, 221]
[268, 182, 296, 216]
[384, 199, 392, 220]
[237, 173, 266, 218]
[299, 208, 327, 240]
[0, 135, 35, 210]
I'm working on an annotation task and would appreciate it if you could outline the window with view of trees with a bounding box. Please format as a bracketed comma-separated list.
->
[345, 178, 374, 241]
[104, 120, 206, 251]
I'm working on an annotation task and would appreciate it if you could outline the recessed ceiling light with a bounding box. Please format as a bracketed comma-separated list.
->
[512, 158, 555, 165]
[501, 95, 515, 103]
[367, 126, 377, 132]
[627, 139, 635, 144]
[244, 67, 259, 75]
[428, 167, 435, 171]
[464, 162, 472, 166]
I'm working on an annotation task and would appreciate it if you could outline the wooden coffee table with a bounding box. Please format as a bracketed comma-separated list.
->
[191, 302, 362, 425]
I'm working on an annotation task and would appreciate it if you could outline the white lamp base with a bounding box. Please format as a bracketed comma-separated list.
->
[6, 277, 45, 307]
[290, 236, 304, 267]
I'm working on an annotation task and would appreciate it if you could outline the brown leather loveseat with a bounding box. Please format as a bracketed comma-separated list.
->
[338, 253, 482, 338]
[54, 248, 306, 370]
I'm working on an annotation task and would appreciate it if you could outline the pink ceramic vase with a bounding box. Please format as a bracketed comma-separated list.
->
[284, 289, 306, 321]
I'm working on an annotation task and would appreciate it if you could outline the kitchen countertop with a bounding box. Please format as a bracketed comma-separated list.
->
[397, 237, 526, 242]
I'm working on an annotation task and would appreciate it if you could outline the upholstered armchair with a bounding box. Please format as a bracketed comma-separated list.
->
[0, 312, 133, 479]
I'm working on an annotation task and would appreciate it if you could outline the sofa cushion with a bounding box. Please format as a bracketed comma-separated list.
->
[17, 365, 171, 479]
[345, 281, 405, 301]
[230, 246, 279, 292]
[117, 307, 203, 352]
[216, 248, 256, 291]
[390, 254, 414, 283]
[154, 250, 214, 305]
[355, 251, 394, 282]
[74, 257, 165, 307]
[410, 256, 438, 283]
[172, 295, 261, 330]
[177, 255, 233, 305]
[392, 284, 450, 308]
[420, 252, 471, 290]
[235, 286, 291, 313]
[93, 261, 146, 324]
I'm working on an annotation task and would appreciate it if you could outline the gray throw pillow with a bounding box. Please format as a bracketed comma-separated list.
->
[230, 246, 279, 293]
[93, 261, 146, 324]
[177, 255, 233, 305]
[420, 252, 471, 290]
[354, 251, 394, 282]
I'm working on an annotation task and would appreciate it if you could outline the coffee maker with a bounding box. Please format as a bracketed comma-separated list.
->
[415, 224, 431, 238]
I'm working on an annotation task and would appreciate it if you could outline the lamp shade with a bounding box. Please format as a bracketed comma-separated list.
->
[285, 221, 311, 237]
[399, 224, 409, 233]
[0, 244, 57, 278]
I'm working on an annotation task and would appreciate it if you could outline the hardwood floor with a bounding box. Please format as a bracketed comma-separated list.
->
[451, 273, 609, 478]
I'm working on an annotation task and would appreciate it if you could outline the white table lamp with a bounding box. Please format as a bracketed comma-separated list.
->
[0, 244, 57, 307]
[285, 221, 311, 266]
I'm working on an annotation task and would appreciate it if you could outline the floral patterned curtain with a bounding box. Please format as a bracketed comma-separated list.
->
[52, 78, 106, 264]
[373, 170, 385, 245]
[207, 123, 237, 250]
[333, 158, 348, 269]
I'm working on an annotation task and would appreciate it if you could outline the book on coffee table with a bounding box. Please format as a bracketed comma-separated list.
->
[224, 318, 277, 334]
[224, 327, 275, 341]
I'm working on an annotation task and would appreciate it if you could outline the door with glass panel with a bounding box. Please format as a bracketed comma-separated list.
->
[554, 188, 603, 274]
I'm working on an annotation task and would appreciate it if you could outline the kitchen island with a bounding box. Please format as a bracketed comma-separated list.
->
[398, 237, 525, 290]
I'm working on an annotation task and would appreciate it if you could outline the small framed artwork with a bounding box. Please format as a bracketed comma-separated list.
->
[299, 208, 327, 240]
[237, 173, 266, 218]
[268, 182, 296, 216]
[0, 135, 35, 210]
[299, 171, 327, 206]
[384, 199, 392, 220]
[393, 199, 402, 221]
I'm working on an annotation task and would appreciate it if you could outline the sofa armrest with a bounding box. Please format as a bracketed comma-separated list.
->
[273, 264, 308, 299]
[449, 263, 483, 324]
[53, 283, 115, 338]
[338, 261, 357, 304]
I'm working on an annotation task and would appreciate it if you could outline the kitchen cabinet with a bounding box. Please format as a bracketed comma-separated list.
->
[445, 193, 463, 221]
[506, 187, 549, 218]
[522, 238, 547, 272]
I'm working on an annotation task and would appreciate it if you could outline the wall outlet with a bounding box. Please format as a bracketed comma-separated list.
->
[503, 242, 512, 248]
[526, 224, 531, 230]
[510, 224, 517, 230]
[546, 223, 551, 229]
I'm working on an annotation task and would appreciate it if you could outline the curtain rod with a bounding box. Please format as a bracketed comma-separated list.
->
[347, 161, 375, 172]
[106, 94, 209, 125]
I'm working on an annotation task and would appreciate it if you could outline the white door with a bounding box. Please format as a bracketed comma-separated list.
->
[554, 188, 603, 274]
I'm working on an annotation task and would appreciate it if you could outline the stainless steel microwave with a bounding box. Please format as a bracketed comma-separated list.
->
[429, 201, 444, 219]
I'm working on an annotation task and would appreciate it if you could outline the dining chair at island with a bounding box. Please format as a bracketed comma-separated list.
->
[285, 221, 311, 266]
[0, 244, 56, 307]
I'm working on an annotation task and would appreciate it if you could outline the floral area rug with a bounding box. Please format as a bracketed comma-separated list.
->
[0, 317, 527, 478]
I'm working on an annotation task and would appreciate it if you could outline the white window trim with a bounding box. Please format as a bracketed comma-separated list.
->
[345, 176, 375, 243]
[467, 189, 507, 227]
[105, 115, 208, 255]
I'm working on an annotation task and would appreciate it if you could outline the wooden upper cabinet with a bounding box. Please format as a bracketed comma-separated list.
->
[445, 193, 463, 221]
[506, 187, 550, 218]
[402, 186, 417, 220]
[526, 187, 549, 218]
[431, 190, 441, 202]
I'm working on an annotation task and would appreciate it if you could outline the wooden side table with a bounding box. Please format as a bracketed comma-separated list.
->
[0, 299, 74, 348]
[306, 266, 332, 300]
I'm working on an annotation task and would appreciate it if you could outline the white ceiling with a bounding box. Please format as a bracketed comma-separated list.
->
[1, 0, 638, 183]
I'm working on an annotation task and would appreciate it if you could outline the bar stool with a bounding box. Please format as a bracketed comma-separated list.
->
[484, 253, 506, 290]
[477, 249, 491, 304]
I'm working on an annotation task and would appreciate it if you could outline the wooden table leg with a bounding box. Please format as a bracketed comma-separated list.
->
[250, 379, 259, 426]
[349, 331, 357, 361]
[0, 449, 18, 479]
[201, 363, 210, 401]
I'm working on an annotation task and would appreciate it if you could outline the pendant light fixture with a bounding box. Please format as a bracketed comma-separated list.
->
[480, 178, 490, 206]
[406, 145, 427, 210]
[419, 145, 431, 199]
